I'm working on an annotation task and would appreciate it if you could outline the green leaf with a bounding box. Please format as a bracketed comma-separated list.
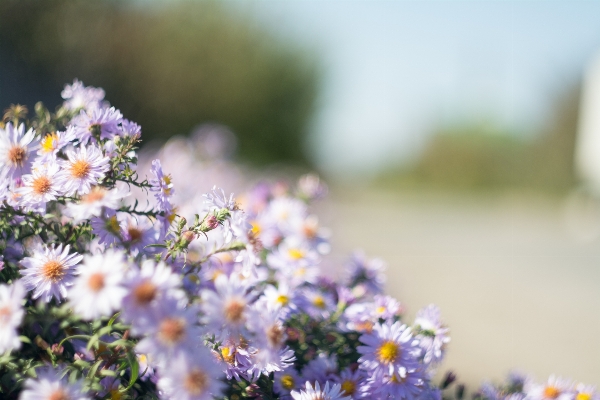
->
[124, 350, 139, 391]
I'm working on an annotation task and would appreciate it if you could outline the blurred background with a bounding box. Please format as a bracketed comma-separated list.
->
[1, 0, 599, 390]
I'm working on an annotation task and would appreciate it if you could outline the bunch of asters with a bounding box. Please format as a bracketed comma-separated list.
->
[16, 80, 600, 400]
[473, 373, 599, 400]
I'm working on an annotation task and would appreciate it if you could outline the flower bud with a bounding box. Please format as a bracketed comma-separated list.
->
[180, 230, 196, 247]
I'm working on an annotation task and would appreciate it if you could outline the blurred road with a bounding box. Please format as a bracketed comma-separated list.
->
[318, 188, 600, 390]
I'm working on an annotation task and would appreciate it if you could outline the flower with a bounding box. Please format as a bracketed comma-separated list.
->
[156, 351, 225, 400]
[35, 127, 76, 163]
[68, 249, 127, 319]
[61, 79, 105, 111]
[0, 122, 38, 180]
[71, 106, 123, 144]
[65, 185, 127, 222]
[357, 321, 421, 379]
[20, 244, 82, 302]
[414, 304, 450, 365]
[20, 365, 89, 400]
[524, 375, 575, 400]
[56, 145, 110, 195]
[204, 186, 237, 211]
[149, 159, 174, 212]
[0, 281, 25, 354]
[290, 381, 351, 400]
[17, 162, 62, 211]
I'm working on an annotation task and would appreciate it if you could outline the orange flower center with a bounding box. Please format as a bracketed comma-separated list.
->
[127, 227, 142, 243]
[544, 386, 560, 399]
[48, 389, 70, 400]
[70, 159, 90, 179]
[133, 280, 157, 305]
[42, 260, 65, 282]
[158, 318, 186, 344]
[32, 175, 51, 195]
[224, 298, 246, 323]
[87, 272, 105, 292]
[184, 368, 208, 395]
[82, 187, 106, 203]
[8, 146, 26, 166]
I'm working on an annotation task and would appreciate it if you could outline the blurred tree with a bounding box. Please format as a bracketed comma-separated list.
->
[0, 0, 319, 166]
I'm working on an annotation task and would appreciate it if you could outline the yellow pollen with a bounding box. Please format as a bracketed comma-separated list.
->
[281, 374, 295, 390]
[138, 354, 147, 364]
[544, 387, 560, 399]
[341, 380, 356, 395]
[133, 280, 157, 305]
[70, 159, 90, 179]
[42, 260, 65, 282]
[288, 248, 304, 260]
[294, 267, 307, 277]
[376, 306, 386, 315]
[577, 394, 592, 400]
[313, 296, 326, 309]
[32, 175, 51, 195]
[106, 215, 120, 234]
[82, 187, 106, 203]
[251, 221, 261, 235]
[109, 388, 122, 400]
[276, 294, 289, 306]
[163, 175, 172, 195]
[377, 341, 399, 364]
[158, 318, 186, 344]
[184, 369, 209, 395]
[224, 299, 246, 323]
[221, 347, 235, 364]
[41, 132, 58, 153]
[87, 272, 105, 292]
[8, 146, 26, 166]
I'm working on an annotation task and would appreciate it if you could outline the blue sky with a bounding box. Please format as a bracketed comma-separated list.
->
[232, 1, 600, 176]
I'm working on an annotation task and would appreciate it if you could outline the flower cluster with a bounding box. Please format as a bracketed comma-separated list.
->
[0, 81, 452, 399]
[474, 373, 599, 400]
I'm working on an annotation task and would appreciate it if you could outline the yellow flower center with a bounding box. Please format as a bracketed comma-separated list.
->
[221, 346, 235, 364]
[377, 341, 399, 364]
[288, 248, 304, 260]
[313, 295, 326, 309]
[163, 175, 172, 195]
[105, 215, 120, 234]
[276, 294, 289, 306]
[41, 132, 58, 153]
[70, 159, 90, 179]
[32, 175, 51, 195]
[42, 260, 65, 282]
[8, 146, 26, 166]
[376, 306, 386, 315]
[251, 221, 261, 235]
[109, 389, 122, 400]
[341, 380, 356, 395]
[184, 368, 209, 395]
[577, 393, 592, 400]
[280, 374, 295, 390]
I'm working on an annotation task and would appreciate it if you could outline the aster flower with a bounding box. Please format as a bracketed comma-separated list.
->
[0, 122, 38, 180]
[369, 368, 428, 400]
[20, 365, 90, 400]
[0, 281, 26, 354]
[91, 210, 122, 245]
[135, 302, 202, 366]
[68, 249, 127, 319]
[204, 186, 237, 211]
[302, 353, 339, 386]
[290, 381, 351, 400]
[17, 162, 62, 211]
[297, 288, 336, 320]
[120, 118, 141, 138]
[71, 106, 123, 144]
[20, 244, 83, 302]
[574, 384, 600, 400]
[121, 259, 184, 334]
[61, 79, 105, 111]
[149, 159, 174, 211]
[35, 127, 76, 163]
[56, 145, 110, 195]
[414, 304, 450, 365]
[120, 215, 157, 253]
[332, 368, 369, 399]
[344, 251, 386, 297]
[65, 185, 128, 222]
[357, 321, 421, 379]
[200, 273, 254, 336]
[215, 340, 254, 382]
[524, 376, 575, 400]
[156, 351, 225, 400]
[274, 368, 302, 397]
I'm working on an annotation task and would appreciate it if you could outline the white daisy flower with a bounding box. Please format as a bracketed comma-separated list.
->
[20, 365, 90, 400]
[156, 351, 225, 400]
[55, 145, 109, 196]
[291, 381, 351, 400]
[17, 162, 62, 210]
[68, 249, 127, 319]
[20, 244, 83, 303]
[65, 185, 128, 222]
[35, 127, 76, 163]
[0, 122, 38, 180]
[0, 280, 26, 354]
